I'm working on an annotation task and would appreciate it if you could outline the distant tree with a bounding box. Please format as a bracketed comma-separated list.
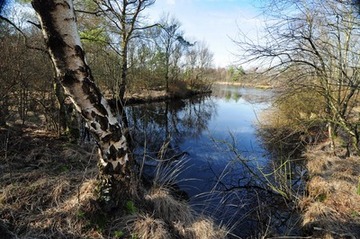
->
[0, 6, 62, 129]
[184, 41, 214, 89]
[227, 65, 245, 82]
[154, 15, 193, 92]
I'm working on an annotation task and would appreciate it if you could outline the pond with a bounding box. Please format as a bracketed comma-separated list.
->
[127, 85, 301, 238]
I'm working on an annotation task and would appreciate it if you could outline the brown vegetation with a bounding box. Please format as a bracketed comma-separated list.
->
[258, 83, 360, 238]
[0, 126, 227, 239]
[300, 141, 360, 238]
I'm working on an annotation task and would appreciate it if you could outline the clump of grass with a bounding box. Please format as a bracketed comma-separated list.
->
[133, 214, 171, 239]
[185, 218, 228, 239]
[146, 187, 194, 223]
[306, 176, 332, 201]
[143, 187, 227, 239]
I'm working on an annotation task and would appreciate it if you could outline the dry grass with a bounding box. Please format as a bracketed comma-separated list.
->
[0, 128, 100, 238]
[0, 126, 228, 239]
[133, 214, 171, 239]
[256, 87, 360, 238]
[135, 187, 228, 239]
[146, 187, 194, 223]
[300, 142, 360, 238]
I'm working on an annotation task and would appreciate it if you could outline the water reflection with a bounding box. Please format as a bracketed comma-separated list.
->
[127, 95, 216, 163]
[127, 86, 301, 238]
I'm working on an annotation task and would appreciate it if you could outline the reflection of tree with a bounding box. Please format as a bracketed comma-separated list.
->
[126, 95, 216, 160]
[213, 86, 243, 103]
[180, 96, 216, 139]
[212, 85, 273, 104]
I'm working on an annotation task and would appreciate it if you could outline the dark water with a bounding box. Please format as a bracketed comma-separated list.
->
[127, 85, 301, 237]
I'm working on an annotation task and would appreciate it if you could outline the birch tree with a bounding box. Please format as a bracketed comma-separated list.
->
[31, 0, 137, 198]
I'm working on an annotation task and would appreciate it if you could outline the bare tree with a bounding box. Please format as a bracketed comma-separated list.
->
[184, 41, 214, 90]
[92, 0, 155, 104]
[236, 0, 360, 153]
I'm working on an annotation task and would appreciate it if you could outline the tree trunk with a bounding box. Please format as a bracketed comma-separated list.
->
[118, 43, 131, 136]
[31, 0, 138, 201]
[54, 80, 80, 142]
[327, 122, 336, 155]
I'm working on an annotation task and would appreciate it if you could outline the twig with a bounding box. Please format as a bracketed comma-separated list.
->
[27, 20, 41, 29]
[4, 129, 12, 180]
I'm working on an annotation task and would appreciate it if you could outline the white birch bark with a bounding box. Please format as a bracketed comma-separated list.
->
[31, 0, 130, 173]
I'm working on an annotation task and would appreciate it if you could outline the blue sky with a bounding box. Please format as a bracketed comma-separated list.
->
[146, 0, 266, 68]
[4, 0, 266, 69]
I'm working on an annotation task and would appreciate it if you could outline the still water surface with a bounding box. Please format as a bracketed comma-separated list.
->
[127, 85, 296, 237]
[176, 86, 272, 193]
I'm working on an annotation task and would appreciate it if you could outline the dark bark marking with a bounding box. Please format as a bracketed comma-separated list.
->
[96, 115, 109, 131]
[32, 0, 67, 68]
[62, 70, 77, 87]
[90, 122, 96, 129]
[81, 78, 96, 97]
[48, 34, 67, 53]
[109, 145, 117, 161]
[75, 45, 85, 61]
[81, 78, 108, 117]
[75, 45, 94, 81]
[81, 109, 90, 119]
[96, 103, 108, 117]
[115, 148, 127, 167]
[64, 17, 75, 21]
[109, 125, 122, 142]
[102, 134, 112, 143]
[97, 98, 108, 115]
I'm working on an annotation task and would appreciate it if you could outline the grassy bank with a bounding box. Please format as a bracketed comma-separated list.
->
[300, 141, 360, 238]
[0, 126, 227, 239]
[213, 81, 272, 89]
[258, 90, 360, 238]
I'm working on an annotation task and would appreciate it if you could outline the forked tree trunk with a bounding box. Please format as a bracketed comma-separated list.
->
[31, 0, 138, 201]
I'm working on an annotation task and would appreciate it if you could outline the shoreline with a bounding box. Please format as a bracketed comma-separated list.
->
[213, 81, 273, 89]
[105, 89, 212, 106]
